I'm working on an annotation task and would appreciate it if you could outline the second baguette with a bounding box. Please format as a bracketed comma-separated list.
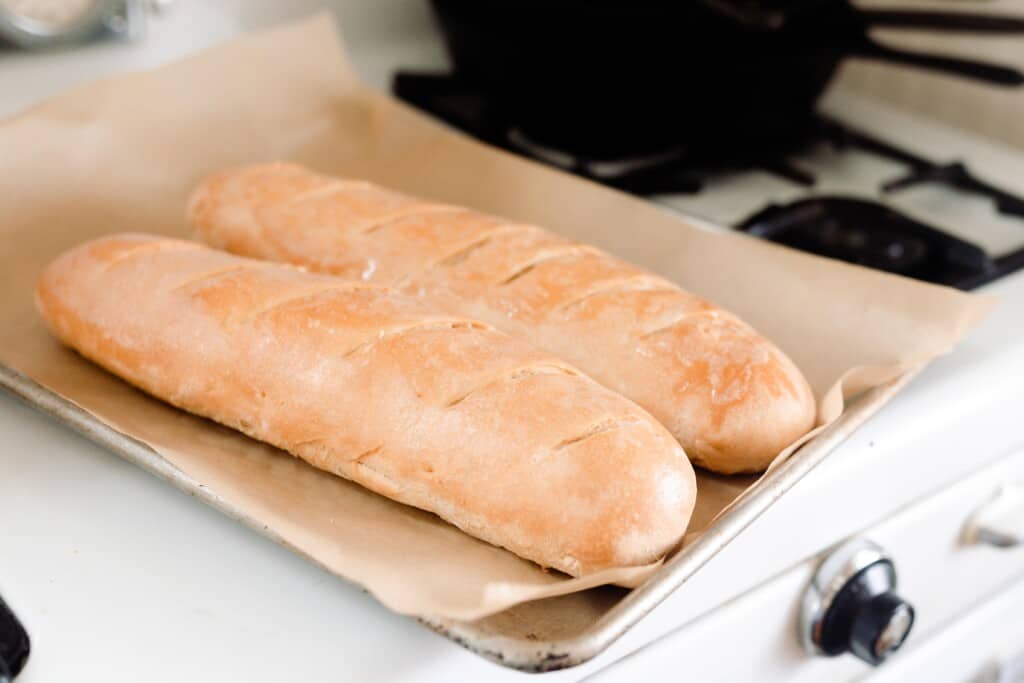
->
[190, 163, 816, 473]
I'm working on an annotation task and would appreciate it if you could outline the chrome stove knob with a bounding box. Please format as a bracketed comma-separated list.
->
[801, 538, 914, 666]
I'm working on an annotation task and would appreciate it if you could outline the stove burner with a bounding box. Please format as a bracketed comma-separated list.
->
[737, 197, 1024, 289]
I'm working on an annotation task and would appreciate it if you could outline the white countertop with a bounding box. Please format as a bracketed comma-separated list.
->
[0, 0, 449, 119]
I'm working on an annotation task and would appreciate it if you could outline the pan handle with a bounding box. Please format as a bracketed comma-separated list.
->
[860, 9, 1024, 34]
[851, 37, 1024, 86]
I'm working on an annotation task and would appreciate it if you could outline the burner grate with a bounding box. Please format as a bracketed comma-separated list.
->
[737, 196, 1024, 290]
[393, 75, 1024, 289]
[820, 121, 1024, 218]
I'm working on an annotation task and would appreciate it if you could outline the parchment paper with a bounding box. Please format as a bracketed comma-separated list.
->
[0, 15, 993, 620]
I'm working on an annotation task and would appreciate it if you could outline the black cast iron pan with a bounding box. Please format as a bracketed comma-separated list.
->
[423, 0, 1024, 157]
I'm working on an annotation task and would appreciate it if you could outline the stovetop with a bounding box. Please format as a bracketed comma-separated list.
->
[665, 117, 1024, 289]
[662, 92, 1024, 278]
[395, 72, 1024, 291]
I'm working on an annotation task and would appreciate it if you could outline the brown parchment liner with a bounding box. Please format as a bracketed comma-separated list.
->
[0, 15, 994, 620]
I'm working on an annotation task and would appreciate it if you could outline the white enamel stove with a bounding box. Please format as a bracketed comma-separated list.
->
[2, 2, 1024, 681]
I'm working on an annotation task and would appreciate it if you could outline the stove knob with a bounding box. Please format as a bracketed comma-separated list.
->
[801, 538, 914, 666]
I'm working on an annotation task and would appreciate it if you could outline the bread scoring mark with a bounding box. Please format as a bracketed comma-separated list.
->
[557, 276, 678, 311]
[100, 240, 204, 271]
[170, 262, 276, 291]
[245, 282, 387, 321]
[498, 245, 597, 286]
[392, 223, 535, 287]
[292, 436, 329, 449]
[639, 309, 719, 339]
[283, 179, 369, 205]
[361, 205, 466, 235]
[353, 444, 384, 464]
[445, 361, 578, 408]
[353, 460, 402, 495]
[554, 417, 637, 450]
[434, 223, 538, 268]
[436, 236, 493, 268]
[342, 319, 493, 359]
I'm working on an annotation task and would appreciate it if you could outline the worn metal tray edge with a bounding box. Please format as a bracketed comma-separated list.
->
[0, 361, 919, 673]
[423, 368, 921, 673]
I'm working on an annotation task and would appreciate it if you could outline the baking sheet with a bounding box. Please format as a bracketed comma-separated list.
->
[0, 14, 992, 622]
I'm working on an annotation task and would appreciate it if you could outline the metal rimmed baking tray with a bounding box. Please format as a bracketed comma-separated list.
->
[0, 360, 919, 672]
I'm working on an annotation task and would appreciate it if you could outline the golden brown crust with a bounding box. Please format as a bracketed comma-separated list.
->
[190, 163, 816, 473]
[36, 234, 696, 575]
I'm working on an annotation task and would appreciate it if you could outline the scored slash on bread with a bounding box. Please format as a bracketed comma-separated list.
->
[35, 234, 697, 576]
[189, 163, 817, 473]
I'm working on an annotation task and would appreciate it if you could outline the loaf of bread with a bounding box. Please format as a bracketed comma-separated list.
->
[36, 234, 696, 576]
[189, 163, 816, 473]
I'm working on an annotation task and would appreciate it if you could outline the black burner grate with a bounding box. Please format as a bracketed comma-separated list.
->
[736, 196, 1024, 290]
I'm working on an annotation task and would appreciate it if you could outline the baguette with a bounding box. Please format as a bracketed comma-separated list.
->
[36, 234, 696, 576]
[189, 163, 816, 473]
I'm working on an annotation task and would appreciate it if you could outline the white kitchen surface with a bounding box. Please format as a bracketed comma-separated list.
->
[0, 0, 448, 118]
[4, 2, 1024, 682]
